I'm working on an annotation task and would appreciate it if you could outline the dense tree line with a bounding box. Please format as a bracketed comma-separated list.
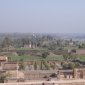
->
[0, 34, 64, 50]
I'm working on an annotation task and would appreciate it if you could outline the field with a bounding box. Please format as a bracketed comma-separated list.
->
[9, 52, 85, 62]
[9, 54, 64, 61]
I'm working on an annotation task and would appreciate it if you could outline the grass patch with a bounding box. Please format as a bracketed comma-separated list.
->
[16, 47, 47, 51]
[46, 55, 64, 61]
[10, 55, 42, 61]
[78, 55, 85, 61]
[64, 46, 78, 50]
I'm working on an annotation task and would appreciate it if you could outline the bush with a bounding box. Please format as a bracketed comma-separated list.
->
[62, 62, 80, 69]
[34, 61, 37, 70]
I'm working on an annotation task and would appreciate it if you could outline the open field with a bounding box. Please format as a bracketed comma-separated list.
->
[9, 54, 64, 61]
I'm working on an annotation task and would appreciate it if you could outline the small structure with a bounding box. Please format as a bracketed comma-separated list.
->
[0, 56, 8, 63]
[2, 62, 19, 70]
[0, 55, 8, 70]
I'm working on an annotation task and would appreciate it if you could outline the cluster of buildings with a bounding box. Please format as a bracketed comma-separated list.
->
[0, 55, 85, 83]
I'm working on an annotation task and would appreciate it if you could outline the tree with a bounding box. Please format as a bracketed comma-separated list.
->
[50, 63, 55, 70]
[41, 52, 49, 58]
[1, 37, 12, 48]
[63, 53, 78, 61]
[48, 42, 57, 50]
[63, 54, 70, 61]
[19, 59, 25, 70]
[68, 63, 75, 69]
[8, 56, 11, 61]
[42, 60, 50, 70]
[62, 62, 80, 69]
[69, 54, 78, 60]
[40, 60, 43, 70]
[34, 61, 37, 70]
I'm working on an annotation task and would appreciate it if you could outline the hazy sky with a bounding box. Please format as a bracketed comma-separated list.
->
[0, 0, 85, 33]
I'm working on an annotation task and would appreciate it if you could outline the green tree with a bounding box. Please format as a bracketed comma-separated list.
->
[40, 60, 43, 70]
[8, 56, 11, 61]
[62, 62, 80, 69]
[68, 63, 75, 69]
[63, 54, 70, 61]
[41, 52, 49, 58]
[48, 42, 57, 50]
[1, 37, 12, 48]
[34, 61, 37, 70]
[19, 59, 25, 70]
[69, 54, 77, 60]
[42, 60, 50, 70]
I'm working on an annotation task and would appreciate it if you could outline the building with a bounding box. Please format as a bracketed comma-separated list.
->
[0, 56, 8, 62]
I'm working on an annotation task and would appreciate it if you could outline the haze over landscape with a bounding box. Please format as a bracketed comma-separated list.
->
[0, 0, 85, 33]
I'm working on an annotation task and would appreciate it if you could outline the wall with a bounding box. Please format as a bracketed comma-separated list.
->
[0, 79, 85, 85]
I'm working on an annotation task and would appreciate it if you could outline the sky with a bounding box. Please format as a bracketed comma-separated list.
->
[0, 0, 85, 33]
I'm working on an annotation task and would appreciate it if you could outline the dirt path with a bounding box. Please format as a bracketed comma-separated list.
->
[1, 79, 85, 85]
